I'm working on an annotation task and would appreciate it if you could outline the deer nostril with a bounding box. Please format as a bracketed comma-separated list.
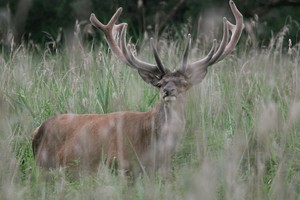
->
[163, 88, 175, 96]
[163, 89, 169, 96]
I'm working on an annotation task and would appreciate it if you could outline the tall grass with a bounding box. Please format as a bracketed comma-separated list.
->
[0, 27, 300, 199]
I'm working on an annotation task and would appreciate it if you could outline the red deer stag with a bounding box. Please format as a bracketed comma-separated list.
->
[32, 0, 243, 177]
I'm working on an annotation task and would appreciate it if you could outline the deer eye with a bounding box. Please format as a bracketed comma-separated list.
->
[156, 80, 163, 88]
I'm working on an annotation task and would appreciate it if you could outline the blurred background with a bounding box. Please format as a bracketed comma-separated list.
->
[0, 0, 299, 51]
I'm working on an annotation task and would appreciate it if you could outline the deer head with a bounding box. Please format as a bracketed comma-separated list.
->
[90, 0, 243, 104]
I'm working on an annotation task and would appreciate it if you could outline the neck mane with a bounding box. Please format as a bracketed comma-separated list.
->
[150, 97, 187, 146]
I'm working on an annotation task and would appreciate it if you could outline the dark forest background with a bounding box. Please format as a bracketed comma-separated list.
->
[0, 0, 300, 50]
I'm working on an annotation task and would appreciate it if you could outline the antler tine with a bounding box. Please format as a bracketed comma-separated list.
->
[188, 39, 217, 68]
[120, 24, 137, 67]
[90, 8, 123, 30]
[188, 0, 243, 69]
[219, 0, 244, 60]
[150, 38, 166, 74]
[106, 7, 123, 28]
[182, 34, 191, 71]
[207, 17, 229, 65]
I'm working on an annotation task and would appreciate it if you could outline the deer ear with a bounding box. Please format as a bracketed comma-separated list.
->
[185, 66, 208, 85]
[138, 70, 161, 87]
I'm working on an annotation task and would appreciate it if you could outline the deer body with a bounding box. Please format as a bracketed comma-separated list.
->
[33, 0, 243, 176]
[33, 76, 187, 175]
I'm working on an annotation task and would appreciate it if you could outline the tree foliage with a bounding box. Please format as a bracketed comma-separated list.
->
[0, 0, 299, 49]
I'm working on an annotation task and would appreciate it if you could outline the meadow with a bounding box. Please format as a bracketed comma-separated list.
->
[0, 24, 300, 199]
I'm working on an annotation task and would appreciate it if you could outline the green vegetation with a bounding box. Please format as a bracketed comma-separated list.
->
[0, 25, 300, 199]
[1, 0, 300, 47]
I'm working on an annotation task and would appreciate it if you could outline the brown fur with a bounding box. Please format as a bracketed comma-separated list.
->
[33, 91, 186, 176]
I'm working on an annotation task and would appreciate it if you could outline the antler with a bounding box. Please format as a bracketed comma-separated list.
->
[90, 0, 243, 85]
[185, 0, 244, 83]
[90, 8, 165, 76]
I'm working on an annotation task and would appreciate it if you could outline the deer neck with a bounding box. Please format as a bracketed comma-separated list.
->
[151, 97, 186, 139]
